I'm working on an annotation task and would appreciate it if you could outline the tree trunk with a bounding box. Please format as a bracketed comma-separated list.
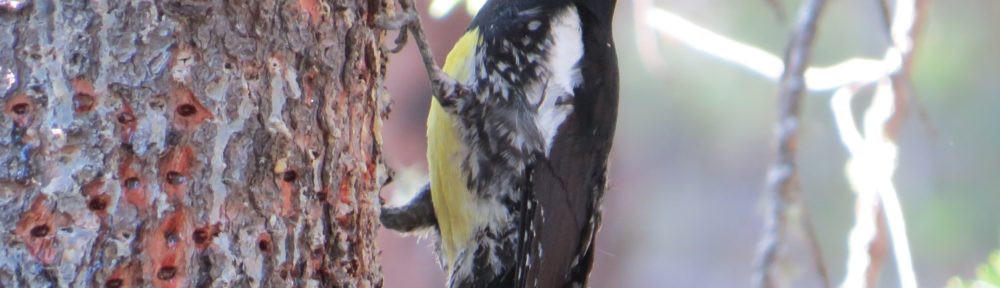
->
[0, 0, 390, 287]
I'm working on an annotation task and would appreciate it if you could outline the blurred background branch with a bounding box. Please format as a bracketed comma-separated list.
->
[644, 0, 924, 287]
[837, 0, 926, 287]
[644, 9, 898, 92]
[755, 1, 830, 287]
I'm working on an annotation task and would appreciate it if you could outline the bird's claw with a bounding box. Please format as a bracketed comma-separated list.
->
[376, 0, 420, 53]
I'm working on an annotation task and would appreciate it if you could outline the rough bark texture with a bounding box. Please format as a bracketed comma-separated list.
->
[0, 0, 390, 287]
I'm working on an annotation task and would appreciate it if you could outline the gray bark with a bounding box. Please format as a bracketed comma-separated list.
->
[0, 0, 390, 287]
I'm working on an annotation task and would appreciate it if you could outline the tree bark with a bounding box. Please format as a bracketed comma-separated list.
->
[0, 0, 390, 287]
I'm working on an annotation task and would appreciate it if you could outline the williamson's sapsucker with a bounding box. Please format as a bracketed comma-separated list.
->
[382, 0, 618, 287]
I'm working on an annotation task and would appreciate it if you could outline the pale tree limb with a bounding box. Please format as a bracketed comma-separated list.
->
[879, 2, 926, 286]
[836, 0, 925, 285]
[633, 0, 666, 71]
[645, 9, 898, 92]
[834, 75, 915, 288]
[836, 82, 890, 288]
[754, 0, 831, 287]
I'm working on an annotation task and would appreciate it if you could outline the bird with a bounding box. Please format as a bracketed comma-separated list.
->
[381, 0, 618, 287]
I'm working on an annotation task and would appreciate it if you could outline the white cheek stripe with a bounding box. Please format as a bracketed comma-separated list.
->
[537, 6, 583, 155]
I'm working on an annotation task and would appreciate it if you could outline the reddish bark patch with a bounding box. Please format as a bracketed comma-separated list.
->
[191, 229, 209, 245]
[257, 233, 273, 254]
[170, 86, 212, 130]
[118, 156, 147, 209]
[117, 110, 136, 125]
[105, 264, 134, 288]
[15, 195, 58, 264]
[87, 194, 111, 213]
[335, 175, 353, 225]
[158, 145, 194, 199]
[282, 170, 298, 182]
[82, 178, 113, 215]
[279, 266, 289, 280]
[146, 209, 189, 288]
[157, 265, 178, 280]
[71, 78, 98, 113]
[315, 187, 328, 202]
[292, 133, 318, 158]
[301, 70, 317, 107]
[5, 94, 33, 127]
[276, 159, 299, 218]
[116, 106, 138, 144]
[30, 224, 51, 238]
[104, 278, 124, 288]
[338, 174, 352, 205]
[191, 223, 220, 250]
[364, 160, 376, 185]
[279, 177, 296, 218]
[82, 178, 105, 197]
[299, 0, 321, 26]
[308, 248, 326, 279]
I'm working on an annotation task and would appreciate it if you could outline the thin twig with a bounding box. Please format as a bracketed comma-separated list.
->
[754, 0, 830, 287]
[802, 209, 833, 287]
[885, 0, 928, 139]
[875, 0, 894, 43]
[763, 0, 788, 22]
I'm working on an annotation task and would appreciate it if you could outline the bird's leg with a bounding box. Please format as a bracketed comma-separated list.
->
[376, 0, 474, 112]
[374, 6, 415, 53]
[380, 184, 438, 232]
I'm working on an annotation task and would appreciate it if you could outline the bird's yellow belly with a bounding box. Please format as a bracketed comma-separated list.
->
[426, 28, 482, 271]
[427, 99, 473, 270]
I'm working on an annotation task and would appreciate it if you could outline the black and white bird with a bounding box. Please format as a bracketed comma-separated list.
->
[381, 0, 618, 287]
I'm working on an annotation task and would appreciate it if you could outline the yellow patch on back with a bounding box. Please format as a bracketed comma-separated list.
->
[427, 29, 481, 269]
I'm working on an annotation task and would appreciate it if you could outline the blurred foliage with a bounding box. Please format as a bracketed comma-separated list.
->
[948, 251, 1000, 288]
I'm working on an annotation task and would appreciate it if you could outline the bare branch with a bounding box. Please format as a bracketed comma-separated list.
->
[754, 0, 830, 287]
[875, 0, 894, 43]
[645, 9, 899, 91]
[884, 0, 928, 139]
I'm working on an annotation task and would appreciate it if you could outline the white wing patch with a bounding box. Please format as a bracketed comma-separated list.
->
[536, 6, 583, 155]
